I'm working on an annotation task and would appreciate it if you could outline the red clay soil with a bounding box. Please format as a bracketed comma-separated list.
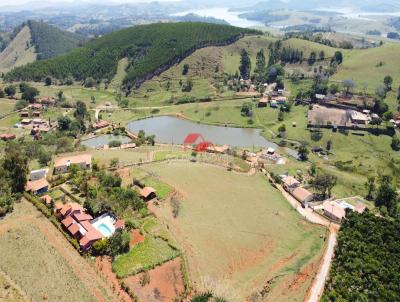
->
[95, 257, 132, 302]
[130, 229, 145, 248]
[123, 257, 185, 302]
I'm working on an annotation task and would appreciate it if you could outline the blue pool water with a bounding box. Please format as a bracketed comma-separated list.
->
[97, 223, 113, 237]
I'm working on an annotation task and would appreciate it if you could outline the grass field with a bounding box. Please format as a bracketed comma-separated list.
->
[112, 236, 180, 278]
[0, 200, 117, 302]
[0, 98, 16, 115]
[142, 162, 326, 301]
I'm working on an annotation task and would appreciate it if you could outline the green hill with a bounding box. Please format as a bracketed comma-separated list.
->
[27, 20, 84, 60]
[5, 22, 258, 91]
[0, 21, 83, 73]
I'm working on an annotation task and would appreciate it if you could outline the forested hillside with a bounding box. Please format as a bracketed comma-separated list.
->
[5, 22, 258, 92]
[27, 20, 84, 60]
[322, 212, 400, 302]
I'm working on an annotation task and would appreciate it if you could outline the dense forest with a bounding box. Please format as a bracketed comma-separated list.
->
[322, 212, 400, 302]
[5, 22, 258, 92]
[27, 20, 85, 60]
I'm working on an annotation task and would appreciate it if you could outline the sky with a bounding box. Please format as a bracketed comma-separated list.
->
[0, 0, 181, 8]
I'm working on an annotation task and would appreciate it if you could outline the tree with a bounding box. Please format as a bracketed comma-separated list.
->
[58, 116, 72, 131]
[326, 140, 332, 151]
[383, 75, 393, 91]
[107, 229, 130, 257]
[21, 86, 39, 102]
[241, 102, 253, 117]
[181, 78, 193, 92]
[239, 49, 251, 80]
[319, 50, 325, 61]
[4, 85, 16, 97]
[44, 76, 52, 86]
[298, 143, 309, 161]
[333, 51, 343, 64]
[254, 49, 266, 82]
[74, 100, 87, 120]
[342, 79, 355, 96]
[38, 150, 52, 166]
[312, 173, 337, 199]
[376, 85, 387, 99]
[2, 143, 28, 193]
[110, 158, 119, 168]
[365, 176, 375, 200]
[182, 64, 189, 75]
[391, 136, 400, 151]
[308, 51, 317, 65]
[373, 99, 389, 115]
[397, 85, 400, 101]
[375, 175, 398, 216]
[14, 100, 28, 111]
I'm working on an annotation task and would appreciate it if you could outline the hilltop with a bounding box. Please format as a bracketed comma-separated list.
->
[0, 20, 83, 73]
[5, 22, 259, 92]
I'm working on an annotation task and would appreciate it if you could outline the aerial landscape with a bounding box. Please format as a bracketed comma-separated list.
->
[0, 0, 400, 301]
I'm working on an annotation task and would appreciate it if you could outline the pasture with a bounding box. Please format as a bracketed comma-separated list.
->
[0, 200, 117, 302]
[142, 162, 326, 301]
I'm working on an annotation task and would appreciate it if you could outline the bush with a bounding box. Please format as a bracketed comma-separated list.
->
[109, 140, 122, 148]
[170, 197, 180, 218]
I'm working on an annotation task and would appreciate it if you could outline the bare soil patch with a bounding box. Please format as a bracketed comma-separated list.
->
[122, 257, 185, 302]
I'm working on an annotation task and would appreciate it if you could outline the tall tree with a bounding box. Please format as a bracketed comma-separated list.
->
[312, 173, 337, 199]
[2, 143, 28, 193]
[375, 175, 398, 216]
[239, 49, 251, 80]
[383, 75, 393, 91]
[254, 49, 266, 82]
[74, 100, 87, 120]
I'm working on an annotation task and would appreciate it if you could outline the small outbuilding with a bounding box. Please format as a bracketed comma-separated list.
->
[25, 178, 50, 195]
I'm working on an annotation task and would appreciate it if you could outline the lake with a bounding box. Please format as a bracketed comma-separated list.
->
[81, 134, 131, 149]
[127, 116, 277, 149]
[171, 7, 264, 28]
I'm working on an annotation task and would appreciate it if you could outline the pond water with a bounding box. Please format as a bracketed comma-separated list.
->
[127, 116, 277, 149]
[81, 134, 131, 149]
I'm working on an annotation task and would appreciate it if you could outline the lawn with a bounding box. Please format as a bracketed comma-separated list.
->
[142, 162, 326, 301]
[112, 236, 180, 278]
[0, 200, 116, 302]
[0, 98, 16, 116]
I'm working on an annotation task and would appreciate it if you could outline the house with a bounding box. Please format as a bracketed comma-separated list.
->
[266, 147, 275, 155]
[32, 111, 41, 117]
[40, 194, 53, 205]
[207, 145, 230, 154]
[30, 168, 49, 181]
[291, 187, 314, 205]
[25, 178, 49, 195]
[53, 154, 92, 174]
[139, 187, 157, 201]
[323, 200, 346, 222]
[28, 104, 43, 110]
[121, 143, 136, 149]
[258, 97, 269, 108]
[37, 97, 55, 105]
[20, 111, 29, 118]
[281, 175, 300, 191]
[270, 100, 278, 108]
[92, 120, 109, 130]
[350, 111, 369, 125]
[0, 134, 16, 141]
[32, 118, 44, 125]
[277, 89, 284, 95]
[21, 119, 31, 125]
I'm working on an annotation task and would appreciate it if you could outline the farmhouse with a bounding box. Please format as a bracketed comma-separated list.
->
[258, 97, 269, 107]
[281, 175, 300, 192]
[350, 110, 369, 125]
[20, 111, 29, 118]
[323, 200, 367, 222]
[291, 187, 314, 205]
[0, 133, 16, 141]
[139, 186, 157, 201]
[92, 120, 109, 130]
[56, 202, 123, 251]
[25, 178, 49, 195]
[37, 97, 56, 105]
[54, 154, 92, 174]
[30, 168, 48, 181]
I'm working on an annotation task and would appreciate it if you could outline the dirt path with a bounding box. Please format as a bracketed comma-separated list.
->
[266, 174, 340, 302]
[306, 227, 338, 302]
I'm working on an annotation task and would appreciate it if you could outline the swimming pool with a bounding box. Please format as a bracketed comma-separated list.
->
[91, 214, 116, 237]
[97, 223, 114, 237]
